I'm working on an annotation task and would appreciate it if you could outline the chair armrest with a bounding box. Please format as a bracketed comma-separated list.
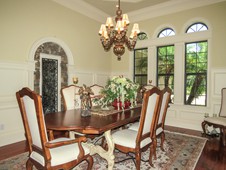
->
[45, 136, 87, 148]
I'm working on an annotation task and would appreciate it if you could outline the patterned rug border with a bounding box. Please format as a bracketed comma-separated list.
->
[165, 130, 207, 170]
[165, 130, 207, 140]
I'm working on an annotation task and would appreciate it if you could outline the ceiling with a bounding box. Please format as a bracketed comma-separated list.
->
[52, 0, 226, 23]
[83, 0, 170, 17]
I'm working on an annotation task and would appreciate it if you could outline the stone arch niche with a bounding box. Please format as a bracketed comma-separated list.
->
[30, 37, 74, 113]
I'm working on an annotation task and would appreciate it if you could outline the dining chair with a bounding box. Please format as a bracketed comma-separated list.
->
[16, 87, 93, 170]
[155, 87, 172, 151]
[111, 87, 162, 169]
[61, 85, 86, 138]
[202, 87, 226, 146]
[61, 85, 81, 110]
[89, 84, 104, 106]
[128, 87, 171, 156]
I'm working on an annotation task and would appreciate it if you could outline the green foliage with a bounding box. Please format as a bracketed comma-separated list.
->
[100, 76, 139, 105]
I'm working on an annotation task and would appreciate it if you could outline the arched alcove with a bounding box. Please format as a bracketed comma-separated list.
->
[29, 37, 74, 113]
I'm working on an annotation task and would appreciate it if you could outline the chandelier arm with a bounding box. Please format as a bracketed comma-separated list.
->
[125, 36, 137, 51]
[100, 36, 114, 51]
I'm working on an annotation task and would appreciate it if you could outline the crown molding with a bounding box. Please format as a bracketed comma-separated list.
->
[52, 0, 108, 23]
[129, 0, 226, 22]
[52, 0, 226, 23]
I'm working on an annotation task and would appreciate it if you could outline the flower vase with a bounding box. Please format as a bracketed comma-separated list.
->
[112, 99, 131, 110]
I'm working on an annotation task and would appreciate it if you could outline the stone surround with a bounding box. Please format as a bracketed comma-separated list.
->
[34, 42, 68, 111]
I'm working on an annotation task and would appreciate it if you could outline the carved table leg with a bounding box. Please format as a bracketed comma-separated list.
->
[84, 130, 115, 170]
[201, 121, 209, 136]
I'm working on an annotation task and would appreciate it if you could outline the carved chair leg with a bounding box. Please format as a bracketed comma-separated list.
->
[26, 159, 33, 170]
[153, 137, 157, 159]
[87, 155, 94, 170]
[201, 121, 207, 135]
[161, 132, 165, 151]
[135, 152, 141, 170]
[149, 144, 154, 167]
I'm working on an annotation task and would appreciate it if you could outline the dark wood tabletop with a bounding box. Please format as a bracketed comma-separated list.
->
[45, 106, 142, 135]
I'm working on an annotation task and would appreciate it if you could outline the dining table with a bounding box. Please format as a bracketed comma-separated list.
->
[45, 105, 142, 170]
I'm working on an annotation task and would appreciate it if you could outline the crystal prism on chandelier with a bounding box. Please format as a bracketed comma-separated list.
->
[98, 0, 140, 60]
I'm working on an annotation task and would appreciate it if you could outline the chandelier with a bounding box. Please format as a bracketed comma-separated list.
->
[98, 0, 140, 60]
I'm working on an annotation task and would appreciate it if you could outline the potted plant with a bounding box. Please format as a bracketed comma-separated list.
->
[95, 76, 139, 110]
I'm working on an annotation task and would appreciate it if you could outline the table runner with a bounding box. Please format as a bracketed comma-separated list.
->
[90, 104, 142, 116]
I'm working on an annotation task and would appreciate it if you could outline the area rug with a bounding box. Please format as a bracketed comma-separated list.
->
[0, 131, 206, 170]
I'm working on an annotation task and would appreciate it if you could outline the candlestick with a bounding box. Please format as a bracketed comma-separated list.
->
[73, 77, 78, 84]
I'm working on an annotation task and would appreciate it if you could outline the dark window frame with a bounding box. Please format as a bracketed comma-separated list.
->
[156, 45, 174, 103]
[184, 40, 208, 106]
[133, 48, 148, 86]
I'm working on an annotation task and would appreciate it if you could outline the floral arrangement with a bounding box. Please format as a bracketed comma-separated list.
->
[95, 76, 139, 109]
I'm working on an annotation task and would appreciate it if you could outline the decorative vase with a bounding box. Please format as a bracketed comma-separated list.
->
[112, 99, 131, 110]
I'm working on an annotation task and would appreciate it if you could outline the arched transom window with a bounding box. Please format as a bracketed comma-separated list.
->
[186, 22, 208, 33]
[158, 28, 175, 38]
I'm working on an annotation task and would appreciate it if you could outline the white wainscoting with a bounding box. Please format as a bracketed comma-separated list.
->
[0, 61, 225, 146]
[166, 68, 226, 131]
[0, 61, 110, 146]
[0, 61, 34, 146]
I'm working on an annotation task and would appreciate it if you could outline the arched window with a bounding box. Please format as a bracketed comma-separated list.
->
[186, 22, 208, 33]
[184, 22, 208, 106]
[157, 28, 175, 38]
[137, 32, 148, 40]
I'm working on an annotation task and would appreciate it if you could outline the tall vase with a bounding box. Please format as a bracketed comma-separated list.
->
[112, 99, 131, 110]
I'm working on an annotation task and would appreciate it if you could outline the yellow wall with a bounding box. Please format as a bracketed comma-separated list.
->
[111, 1, 226, 72]
[0, 0, 111, 72]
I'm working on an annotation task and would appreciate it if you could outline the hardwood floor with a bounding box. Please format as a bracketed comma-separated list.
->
[0, 126, 225, 170]
[166, 126, 226, 170]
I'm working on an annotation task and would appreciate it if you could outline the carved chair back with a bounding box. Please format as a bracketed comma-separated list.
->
[137, 87, 162, 142]
[89, 84, 104, 106]
[61, 85, 81, 110]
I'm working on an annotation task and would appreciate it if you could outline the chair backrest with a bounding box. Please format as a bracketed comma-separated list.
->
[90, 84, 104, 97]
[61, 85, 81, 110]
[157, 87, 172, 127]
[136, 87, 162, 142]
[16, 87, 48, 154]
[219, 87, 226, 117]
[143, 85, 155, 91]
[89, 84, 104, 106]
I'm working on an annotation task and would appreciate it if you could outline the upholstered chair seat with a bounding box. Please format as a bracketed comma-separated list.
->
[129, 122, 164, 136]
[204, 117, 226, 126]
[112, 129, 152, 148]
